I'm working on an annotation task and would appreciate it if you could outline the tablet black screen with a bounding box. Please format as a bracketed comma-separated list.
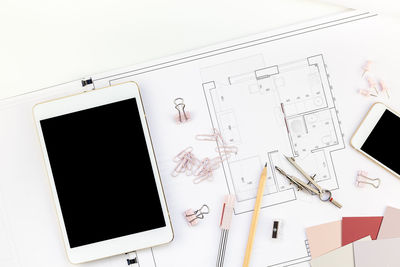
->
[40, 98, 166, 248]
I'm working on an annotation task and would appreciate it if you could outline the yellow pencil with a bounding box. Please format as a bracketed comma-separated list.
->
[243, 162, 268, 267]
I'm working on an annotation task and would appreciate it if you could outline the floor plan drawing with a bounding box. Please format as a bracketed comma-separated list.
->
[202, 54, 345, 214]
[0, 11, 386, 267]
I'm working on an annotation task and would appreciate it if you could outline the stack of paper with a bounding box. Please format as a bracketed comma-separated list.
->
[306, 206, 400, 267]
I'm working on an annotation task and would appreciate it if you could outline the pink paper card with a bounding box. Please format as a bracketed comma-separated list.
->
[377, 206, 400, 239]
[342, 217, 383, 246]
[306, 220, 341, 259]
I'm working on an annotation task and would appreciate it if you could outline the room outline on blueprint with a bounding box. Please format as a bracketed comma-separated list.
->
[86, 12, 375, 267]
[201, 54, 345, 215]
[101, 54, 347, 266]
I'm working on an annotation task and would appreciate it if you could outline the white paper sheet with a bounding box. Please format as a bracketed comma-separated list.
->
[353, 237, 400, 267]
[310, 236, 371, 267]
[2, 10, 400, 267]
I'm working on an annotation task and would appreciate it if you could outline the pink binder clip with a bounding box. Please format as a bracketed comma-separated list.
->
[174, 98, 191, 123]
[184, 204, 210, 226]
[356, 170, 381, 188]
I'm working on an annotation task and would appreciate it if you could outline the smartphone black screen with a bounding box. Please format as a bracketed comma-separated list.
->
[361, 109, 400, 175]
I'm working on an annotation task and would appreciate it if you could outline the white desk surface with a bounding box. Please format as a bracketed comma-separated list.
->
[2, 3, 400, 266]
[0, 0, 348, 100]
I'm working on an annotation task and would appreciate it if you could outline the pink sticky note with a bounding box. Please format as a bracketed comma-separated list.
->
[306, 220, 342, 259]
[377, 206, 400, 239]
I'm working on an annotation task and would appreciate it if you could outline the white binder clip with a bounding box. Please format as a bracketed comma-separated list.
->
[356, 170, 381, 189]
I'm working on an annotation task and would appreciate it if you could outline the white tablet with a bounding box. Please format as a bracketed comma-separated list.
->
[33, 82, 173, 264]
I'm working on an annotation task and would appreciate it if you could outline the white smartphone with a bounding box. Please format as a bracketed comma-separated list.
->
[33, 82, 173, 264]
[351, 102, 400, 178]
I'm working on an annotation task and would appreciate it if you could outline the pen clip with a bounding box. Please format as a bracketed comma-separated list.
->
[219, 195, 235, 229]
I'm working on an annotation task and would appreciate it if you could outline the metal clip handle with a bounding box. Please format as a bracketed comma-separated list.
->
[329, 198, 342, 209]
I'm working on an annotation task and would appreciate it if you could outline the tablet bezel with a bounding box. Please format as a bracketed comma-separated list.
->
[33, 82, 173, 264]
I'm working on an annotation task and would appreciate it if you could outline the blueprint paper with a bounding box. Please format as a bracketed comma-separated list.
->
[342, 217, 382, 245]
[353, 237, 400, 267]
[306, 220, 342, 259]
[377, 206, 400, 239]
[310, 236, 371, 267]
[2, 11, 400, 267]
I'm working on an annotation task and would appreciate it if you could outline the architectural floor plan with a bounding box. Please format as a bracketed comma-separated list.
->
[202, 54, 345, 214]
[1, 11, 388, 267]
[103, 51, 349, 266]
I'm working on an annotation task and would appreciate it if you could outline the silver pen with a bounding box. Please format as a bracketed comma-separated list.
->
[216, 195, 235, 267]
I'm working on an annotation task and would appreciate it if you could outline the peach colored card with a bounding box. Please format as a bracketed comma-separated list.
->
[306, 220, 341, 259]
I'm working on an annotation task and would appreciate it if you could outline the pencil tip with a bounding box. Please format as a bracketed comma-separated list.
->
[264, 162, 268, 167]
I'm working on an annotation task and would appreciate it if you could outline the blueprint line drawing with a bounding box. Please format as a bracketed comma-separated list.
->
[201, 54, 345, 215]
[90, 12, 376, 267]
[103, 52, 346, 267]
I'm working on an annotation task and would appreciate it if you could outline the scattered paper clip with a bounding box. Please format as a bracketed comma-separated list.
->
[356, 170, 381, 189]
[379, 79, 390, 99]
[172, 129, 238, 184]
[184, 204, 210, 226]
[196, 128, 225, 144]
[362, 60, 373, 77]
[216, 144, 238, 158]
[358, 88, 377, 97]
[366, 76, 379, 95]
[174, 98, 191, 123]
[192, 157, 222, 184]
[358, 60, 389, 99]
[172, 147, 199, 177]
[197, 128, 238, 159]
